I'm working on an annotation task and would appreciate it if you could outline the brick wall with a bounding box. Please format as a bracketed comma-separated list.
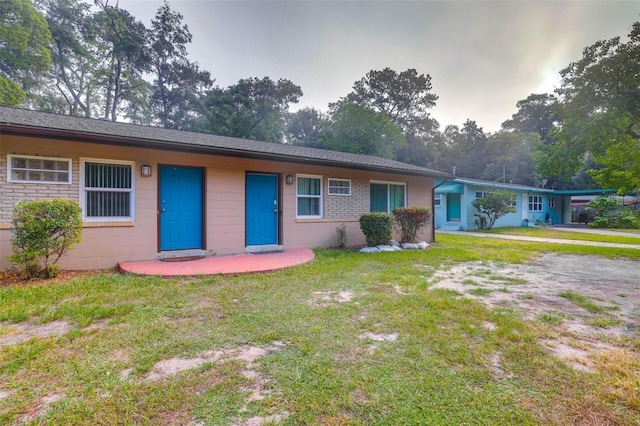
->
[323, 177, 369, 219]
[0, 154, 80, 222]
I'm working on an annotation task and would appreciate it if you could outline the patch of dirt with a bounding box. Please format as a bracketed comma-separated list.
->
[0, 320, 74, 347]
[142, 342, 284, 382]
[359, 332, 398, 342]
[142, 342, 288, 425]
[359, 331, 398, 355]
[0, 318, 110, 348]
[17, 393, 65, 424]
[309, 290, 356, 307]
[234, 411, 291, 426]
[0, 269, 114, 287]
[111, 348, 131, 363]
[429, 254, 640, 371]
[488, 351, 513, 379]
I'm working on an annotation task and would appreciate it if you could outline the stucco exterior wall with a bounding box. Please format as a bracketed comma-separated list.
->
[1, 134, 434, 270]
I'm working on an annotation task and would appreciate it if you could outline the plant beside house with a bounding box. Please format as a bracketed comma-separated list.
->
[392, 207, 432, 243]
[334, 223, 348, 249]
[9, 199, 83, 279]
[472, 189, 517, 230]
[586, 196, 640, 229]
[359, 212, 394, 246]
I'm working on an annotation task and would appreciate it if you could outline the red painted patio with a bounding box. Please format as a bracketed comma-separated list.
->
[118, 248, 315, 277]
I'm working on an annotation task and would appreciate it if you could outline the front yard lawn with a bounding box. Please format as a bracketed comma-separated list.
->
[1, 234, 638, 425]
[477, 226, 640, 245]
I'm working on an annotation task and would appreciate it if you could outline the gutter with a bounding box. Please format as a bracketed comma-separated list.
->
[431, 179, 451, 243]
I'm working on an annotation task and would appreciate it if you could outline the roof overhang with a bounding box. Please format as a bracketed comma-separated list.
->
[435, 183, 463, 194]
[1, 122, 453, 179]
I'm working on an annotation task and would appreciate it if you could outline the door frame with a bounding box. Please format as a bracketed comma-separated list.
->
[245, 171, 282, 247]
[157, 164, 207, 252]
[446, 193, 461, 221]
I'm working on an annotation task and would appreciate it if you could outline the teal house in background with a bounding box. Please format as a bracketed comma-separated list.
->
[434, 178, 612, 231]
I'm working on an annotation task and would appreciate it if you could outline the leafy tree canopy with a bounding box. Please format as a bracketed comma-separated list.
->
[194, 77, 302, 142]
[439, 120, 488, 178]
[149, 0, 212, 129]
[285, 107, 329, 147]
[501, 93, 559, 144]
[482, 131, 539, 186]
[0, 0, 51, 106]
[542, 20, 640, 193]
[339, 67, 438, 137]
[317, 103, 406, 159]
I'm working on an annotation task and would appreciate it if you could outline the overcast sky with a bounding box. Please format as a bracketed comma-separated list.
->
[117, 0, 638, 132]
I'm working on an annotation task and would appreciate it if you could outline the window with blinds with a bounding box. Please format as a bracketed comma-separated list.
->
[296, 175, 322, 218]
[370, 182, 406, 213]
[82, 160, 133, 219]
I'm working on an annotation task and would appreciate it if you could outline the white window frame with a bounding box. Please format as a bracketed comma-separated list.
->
[528, 195, 543, 212]
[296, 174, 323, 218]
[7, 154, 72, 184]
[370, 180, 407, 213]
[80, 158, 135, 221]
[548, 197, 555, 208]
[434, 194, 441, 207]
[327, 178, 351, 196]
[475, 191, 485, 199]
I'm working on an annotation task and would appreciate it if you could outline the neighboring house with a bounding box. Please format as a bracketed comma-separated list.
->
[0, 107, 452, 271]
[434, 177, 613, 231]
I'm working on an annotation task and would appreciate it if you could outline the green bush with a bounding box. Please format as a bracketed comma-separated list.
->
[359, 212, 393, 246]
[586, 196, 640, 229]
[9, 199, 83, 278]
[472, 189, 517, 230]
[392, 207, 432, 242]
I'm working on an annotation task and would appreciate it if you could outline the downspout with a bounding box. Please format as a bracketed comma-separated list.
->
[431, 179, 450, 243]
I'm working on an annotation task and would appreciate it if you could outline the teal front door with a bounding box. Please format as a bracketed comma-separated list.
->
[246, 173, 278, 246]
[159, 166, 203, 251]
[447, 193, 461, 221]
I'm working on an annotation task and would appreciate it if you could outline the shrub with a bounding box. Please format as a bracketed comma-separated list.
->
[586, 196, 640, 229]
[335, 223, 348, 249]
[9, 199, 83, 278]
[359, 212, 393, 246]
[472, 189, 517, 230]
[392, 207, 431, 243]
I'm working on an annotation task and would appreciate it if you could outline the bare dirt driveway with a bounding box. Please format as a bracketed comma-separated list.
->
[430, 253, 640, 372]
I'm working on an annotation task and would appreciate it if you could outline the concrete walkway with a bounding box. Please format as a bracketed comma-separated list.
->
[437, 229, 640, 250]
[118, 248, 315, 277]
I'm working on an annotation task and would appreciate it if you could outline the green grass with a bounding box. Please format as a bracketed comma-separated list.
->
[538, 310, 567, 326]
[468, 287, 492, 296]
[476, 226, 640, 245]
[0, 233, 638, 424]
[588, 317, 623, 328]
[558, 291, 619, 314]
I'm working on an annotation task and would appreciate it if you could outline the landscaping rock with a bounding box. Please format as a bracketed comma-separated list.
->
[401, 242, 419, 250]
[360, 247, 379, 253]
[418, 241, 430, 250]
[392, 245, 403, 251]
[389, 240, 400, 247]
[376, 245, 396, 252]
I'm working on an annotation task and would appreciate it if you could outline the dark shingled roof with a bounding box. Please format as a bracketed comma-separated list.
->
[0, 106, 452, 179]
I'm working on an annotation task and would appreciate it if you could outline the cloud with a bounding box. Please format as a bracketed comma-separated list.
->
[117, 0, 640, 132]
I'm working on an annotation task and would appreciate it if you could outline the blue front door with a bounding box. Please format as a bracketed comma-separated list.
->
[159, 166, 203, 251]
[447, 193, 461, 221]
[246, 173, 278, 246]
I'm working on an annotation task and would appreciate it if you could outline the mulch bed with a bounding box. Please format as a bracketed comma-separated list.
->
[0, 269, 113, 287]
